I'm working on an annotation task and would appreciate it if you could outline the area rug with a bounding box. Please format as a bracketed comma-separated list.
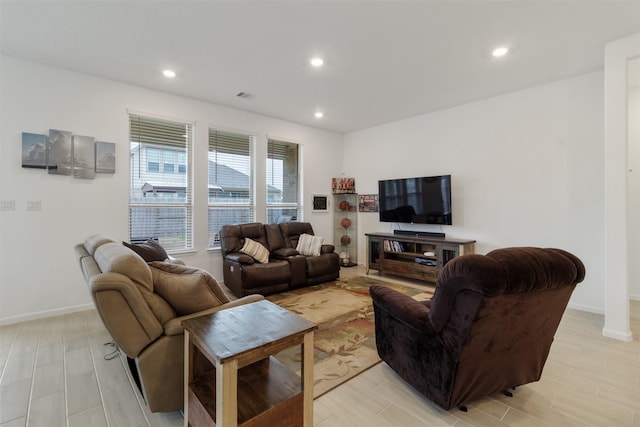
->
[266, 275, 434, 398]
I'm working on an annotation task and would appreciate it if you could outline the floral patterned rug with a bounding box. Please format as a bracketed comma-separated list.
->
[267, 275, 434, 398]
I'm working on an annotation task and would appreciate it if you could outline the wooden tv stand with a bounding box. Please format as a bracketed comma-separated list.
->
[365, 233, 475, 283]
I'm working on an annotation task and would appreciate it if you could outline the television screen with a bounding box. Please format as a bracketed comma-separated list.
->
[378, 175, 452, 225]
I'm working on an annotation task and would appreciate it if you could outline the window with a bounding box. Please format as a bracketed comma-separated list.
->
[208, 128, 255, 247]
[147, 147, 160, 172]
[129, 114, 193, 251]
[266, 138, 301, 224]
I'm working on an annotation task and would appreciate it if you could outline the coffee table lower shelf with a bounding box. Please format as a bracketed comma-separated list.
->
[188, 356, 303, 427]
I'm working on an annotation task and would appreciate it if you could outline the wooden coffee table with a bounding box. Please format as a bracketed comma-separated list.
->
[183, 299, 317, 427]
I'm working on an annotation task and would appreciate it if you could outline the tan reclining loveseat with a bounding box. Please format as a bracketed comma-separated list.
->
[75, 235, 263, 412]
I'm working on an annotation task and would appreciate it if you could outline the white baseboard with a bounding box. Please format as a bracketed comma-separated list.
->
[630, 294, 640, 302]
[567, 302, 604, 315]
[0, 303, 95, 326]
[602, 327, 634, 342]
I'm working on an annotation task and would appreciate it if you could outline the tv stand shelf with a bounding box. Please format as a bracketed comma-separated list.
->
[365, 233, 475, 283]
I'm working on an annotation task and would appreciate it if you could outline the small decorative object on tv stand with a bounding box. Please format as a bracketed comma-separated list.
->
[365, 232, 475, 282]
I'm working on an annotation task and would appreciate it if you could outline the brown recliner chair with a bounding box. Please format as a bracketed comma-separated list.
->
[75, 235, 263, 412]
[370, 247, 585, 411]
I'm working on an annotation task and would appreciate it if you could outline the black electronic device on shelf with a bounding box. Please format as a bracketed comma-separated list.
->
[394, 230, 445, 238]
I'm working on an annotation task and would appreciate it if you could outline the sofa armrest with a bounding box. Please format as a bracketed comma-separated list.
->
[321, 244, 335, 254]
[225, 252, 255, 265]
[370, 285, 434, 334]
[163, 294, 264, 336]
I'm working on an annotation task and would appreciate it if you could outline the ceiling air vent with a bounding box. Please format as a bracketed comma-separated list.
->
[236, 92, 253, 99]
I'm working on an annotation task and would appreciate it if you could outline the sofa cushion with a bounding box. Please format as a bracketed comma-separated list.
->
[149, 262, 230, 316]
[306, 253, 338, 277]
[279, 222, 315, 249]
[123, 240, 169, 262]
[94, 242, 153, 291]
[296, 233, 323, 256]
[265, 223, 286, 251]
[242, 260, 291, 290]
[240, 238, 270, 264]
[220, 223, 269, 257]
[93, 242, 176, 324]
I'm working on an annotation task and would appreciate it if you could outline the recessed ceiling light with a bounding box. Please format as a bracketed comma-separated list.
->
[492, 47, 509, 57]
[163, 69, 176, 78]
[314, 111, 324, 119]
[310, 57, 324, 67]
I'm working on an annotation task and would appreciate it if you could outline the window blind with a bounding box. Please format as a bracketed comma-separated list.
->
[208, 128, 255, 247]
[129, 114, 193, 251]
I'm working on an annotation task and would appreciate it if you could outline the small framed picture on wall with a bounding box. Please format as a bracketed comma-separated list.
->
[312, 194, 329, 212]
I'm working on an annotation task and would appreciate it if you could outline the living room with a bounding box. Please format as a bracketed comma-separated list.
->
[1, 1, 639, 426]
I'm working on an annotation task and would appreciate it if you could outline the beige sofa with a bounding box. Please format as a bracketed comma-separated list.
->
[75, 235, 263, 412]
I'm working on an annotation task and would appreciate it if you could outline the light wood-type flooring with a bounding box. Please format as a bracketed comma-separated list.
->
[1, 266, 638, 426]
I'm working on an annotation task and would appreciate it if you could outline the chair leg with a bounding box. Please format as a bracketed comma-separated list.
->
[503, 389, 514, 397]
[458, 405, 468, 412]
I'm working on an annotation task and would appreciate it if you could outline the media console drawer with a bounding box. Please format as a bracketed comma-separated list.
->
[382, 259, 437, 282]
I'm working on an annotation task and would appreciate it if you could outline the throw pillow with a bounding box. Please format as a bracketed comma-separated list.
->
[240, 238, 270, 264]
[123, 240, 168, 262]
[296, 233, 323, 257]
[149, 261, 230, 316]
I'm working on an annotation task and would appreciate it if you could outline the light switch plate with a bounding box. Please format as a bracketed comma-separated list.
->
[0, 200, 15, 211]
[26, 200, 42, 211]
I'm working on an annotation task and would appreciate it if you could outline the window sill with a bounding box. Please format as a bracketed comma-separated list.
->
[167, 249, 197, 257]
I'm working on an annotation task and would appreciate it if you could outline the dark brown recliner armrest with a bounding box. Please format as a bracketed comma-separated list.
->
[369, 285, 434, 334]
[225, 252, 255, 264]
[320, 244, 335, 254]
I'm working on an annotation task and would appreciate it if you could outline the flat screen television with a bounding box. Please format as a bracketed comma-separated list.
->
[378, 175, 452, 225]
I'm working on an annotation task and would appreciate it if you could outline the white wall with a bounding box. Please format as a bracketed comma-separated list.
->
[628, 59, 640, 300]
[0, 56, 343, 324]
[344, 71, 605, 313]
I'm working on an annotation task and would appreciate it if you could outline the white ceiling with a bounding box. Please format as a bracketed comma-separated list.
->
[2, 1, 639, 133]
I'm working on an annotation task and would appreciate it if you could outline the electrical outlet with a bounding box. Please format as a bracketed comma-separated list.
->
[26, 200, 42, 211]
[0, 200, 15, 211]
